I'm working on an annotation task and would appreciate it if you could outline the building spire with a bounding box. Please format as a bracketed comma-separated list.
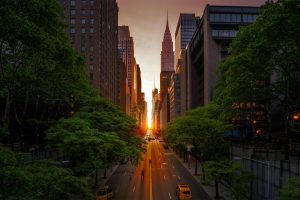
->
[167, 9, 169, 27]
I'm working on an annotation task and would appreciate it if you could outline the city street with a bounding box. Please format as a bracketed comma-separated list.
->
[106, 130, 210, 200]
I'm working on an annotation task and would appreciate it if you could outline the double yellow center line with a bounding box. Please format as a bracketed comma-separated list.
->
[149, 141, 153, 200]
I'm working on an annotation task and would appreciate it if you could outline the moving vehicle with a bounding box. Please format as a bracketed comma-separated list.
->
[96, 186, 113, 200]
[176, 184, 192, 200]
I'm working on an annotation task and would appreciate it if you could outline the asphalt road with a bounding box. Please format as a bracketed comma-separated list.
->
[106, 130, 211, 200]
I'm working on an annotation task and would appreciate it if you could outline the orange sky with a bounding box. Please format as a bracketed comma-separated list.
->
[116, 0, 266, 125]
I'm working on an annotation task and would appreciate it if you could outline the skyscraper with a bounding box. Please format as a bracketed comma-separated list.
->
[174, 14, 199, 116]
[118, 26, 135, 116]
[160, 13, 175, 129]
[60, 0, 119, 105]
[187, 5, 259, 108]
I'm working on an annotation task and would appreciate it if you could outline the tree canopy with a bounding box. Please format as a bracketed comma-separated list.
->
[0, 147, 91, 200]
[214, 0, 300, 132]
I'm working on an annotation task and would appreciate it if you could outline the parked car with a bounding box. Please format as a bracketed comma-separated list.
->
[176, 184, 192, 200]
[96, 186, 113, 200]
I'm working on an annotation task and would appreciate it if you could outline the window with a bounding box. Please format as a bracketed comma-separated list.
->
[90, 19, 94, 24]
[90, 10, 94, 15]
[89, 64, 94, 70]
[70, 36, 75, 44]
[82, 19, 86, 24]
[90, 46, 94, 52]
[90, 28, 94, 33]
[70, 0, 75, 6]
[232, 14, 241, 22]
[82, 10, 86, 15]
[70, 28, 75, 33]
[81, 46, 86, 52]
[212, 29, 237, 38]
[70, 19, 75, 24]
[243, 14, 258, 23]
[81, 28, 86, 33]
[70, 9, 76, 15]
[90, 0, 94, 6]
[82, 0, 86, 6]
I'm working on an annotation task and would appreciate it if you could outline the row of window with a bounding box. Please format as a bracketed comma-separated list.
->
[71, 0, 94, 6]
[70, 28, 94, 34]
[80, 46, 94, 52]
[70, 18, 94, 25]
[209, 13, 258, 23]
[70, 9, 94, 16]
[212, 29, 238, 38]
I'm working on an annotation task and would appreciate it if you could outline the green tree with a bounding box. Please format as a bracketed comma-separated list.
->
[163, 104, 232, 175]
[0, 0, 93, 146]
[214, 0, 300, 145]
[0, 147, 91, 200]
[279, 177, 300, 200]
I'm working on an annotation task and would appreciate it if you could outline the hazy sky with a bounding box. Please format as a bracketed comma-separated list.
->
[116, 0, 266, 124]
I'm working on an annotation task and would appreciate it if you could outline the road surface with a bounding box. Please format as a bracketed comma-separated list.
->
[106, 130, 210, 200]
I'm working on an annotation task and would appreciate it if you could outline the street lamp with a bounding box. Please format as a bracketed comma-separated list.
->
[292, 114, 299, 120]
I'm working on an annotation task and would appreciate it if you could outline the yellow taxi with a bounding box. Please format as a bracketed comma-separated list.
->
[176, 184, 192, 200]
[96, 186, 113, 200]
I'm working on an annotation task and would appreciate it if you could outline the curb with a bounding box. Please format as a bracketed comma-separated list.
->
[173, 153, 232, 200]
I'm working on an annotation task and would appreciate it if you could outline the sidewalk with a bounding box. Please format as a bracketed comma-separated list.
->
[97, 164, 120, 187]
[173, 151, 233, 200]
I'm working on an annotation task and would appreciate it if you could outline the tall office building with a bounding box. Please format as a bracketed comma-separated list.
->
[175, 14, 199, 65]
[187, 5, 259, 108]
[174, 14, 199, 116]
[160, 14, 175, 129]
[169, 73, 181, 120]
[118, 26, 135, 116]
[152, 87, 160, 131]
[60, 0, 119, 105]
[117, 48, 127, 112]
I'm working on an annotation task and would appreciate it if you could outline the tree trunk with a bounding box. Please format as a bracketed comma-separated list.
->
[95, 169, 98, 187]
[3, 94, 10, 124]
[103, 167, 107, 179]
[202, 166, 206, 182]
[195, 158, 198, 175]
[21, 87, 30, 121]
[215, 178, 220, 199]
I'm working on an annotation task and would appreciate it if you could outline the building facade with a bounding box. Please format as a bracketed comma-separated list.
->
[187, 5, 259, 109]
[160, 14, 175, 129]
[60, 0, 119, 105]
[117, 48, 127, 112]
[152, 88, 160, 131]
[174, 13, 199, 116]
[118, 26, 135, 116]
[169, 73, 181, 120]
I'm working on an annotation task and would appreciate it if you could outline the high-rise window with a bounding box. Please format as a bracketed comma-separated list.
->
[70, 19, 75, 24]
[90, 19, 94, 24]
[70, 28, 75, 33]
[82, 0, 86, 6]
[81, 46, 86, 52]
[82, 19, 86, 24]
[81, 28, 86, 33]
[90, 0, 94, 6]
[90, 10, 94, 15]
[70, 9, 76, 15]
[89, 64, 94, 70]
[70, 0, 76, 6]
[90, 46, 94, 52]
[82, 10, 86, 15]
[90, 28, 94, 33]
